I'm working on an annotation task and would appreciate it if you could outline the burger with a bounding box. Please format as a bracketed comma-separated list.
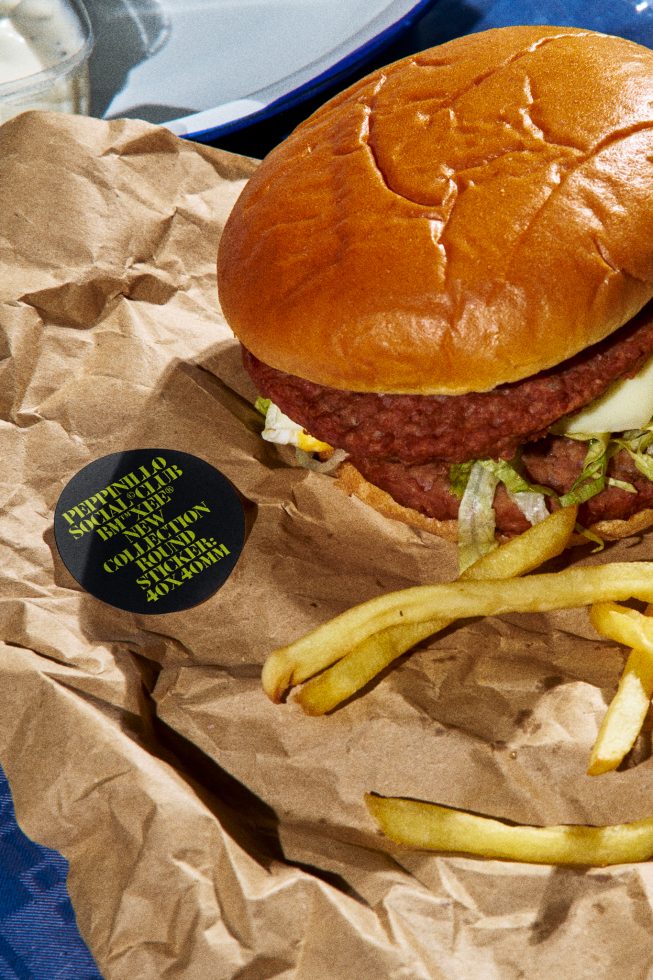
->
[217, 25, 653, 568]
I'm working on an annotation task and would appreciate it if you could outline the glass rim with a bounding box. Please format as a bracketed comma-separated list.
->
[0, 0, 93, 101]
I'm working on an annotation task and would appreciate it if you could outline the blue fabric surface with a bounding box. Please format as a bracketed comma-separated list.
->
[0, 768, 101, 980]
[411, 0, 653, 49]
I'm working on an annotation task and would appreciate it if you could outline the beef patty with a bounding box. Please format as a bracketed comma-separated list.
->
[243, 301, 653, 465]
[352, 441, 653, 533]
[244, 301, 653, 532]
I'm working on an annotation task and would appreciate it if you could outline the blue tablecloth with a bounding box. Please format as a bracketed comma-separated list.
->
[0, 770, 101, 978]
[413, 0, 653, 49]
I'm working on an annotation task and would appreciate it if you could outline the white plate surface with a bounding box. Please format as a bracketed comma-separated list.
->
[91, 0, 433, 138]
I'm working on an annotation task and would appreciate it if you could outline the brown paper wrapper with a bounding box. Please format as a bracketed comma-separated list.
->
[3, 109, 653, 978]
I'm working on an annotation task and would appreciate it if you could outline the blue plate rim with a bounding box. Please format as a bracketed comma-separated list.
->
[171, 0, 439, 142]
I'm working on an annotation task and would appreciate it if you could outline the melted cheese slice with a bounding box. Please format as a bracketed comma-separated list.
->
[561, 353, 653, 435]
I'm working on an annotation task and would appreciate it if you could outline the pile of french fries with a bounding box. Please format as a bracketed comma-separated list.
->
[262, 506, 653, 865]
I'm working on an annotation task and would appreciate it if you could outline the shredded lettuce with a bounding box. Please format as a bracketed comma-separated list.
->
[454, 458, 551, 571]
[457, 461, 500, 571]
[255, 397, 271, 417]
[294, 447, 348, 473]
[559, 435, 611, 507]
[506, 489, 550, 526]
[614, 425, 653, 482]
[558, 434, 636, 505]
[451, 458, 552, 501]
[451, 422, 649, 567]
[449, 460, 473, 500]
[478, 458, 552, 498]
[574, 523, 605, 553]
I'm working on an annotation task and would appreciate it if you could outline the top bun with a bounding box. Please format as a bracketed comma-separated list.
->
[218, 26, 653, 395]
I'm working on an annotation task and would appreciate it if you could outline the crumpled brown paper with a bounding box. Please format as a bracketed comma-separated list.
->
[2, 109, 653, 979]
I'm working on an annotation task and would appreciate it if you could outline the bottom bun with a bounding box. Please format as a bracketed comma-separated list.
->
[589, 509, 653, 541]
[335, 462, 653, 548]
[335, 462, 458, 541]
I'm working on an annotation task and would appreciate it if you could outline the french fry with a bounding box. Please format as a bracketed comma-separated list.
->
[458, 504, 578, 581]
[297, 620, 442, 715]
[588, 602, 653, 775]
[297, 507, 578, 714]
[262, 560, 653, 703]
[365, 794, 653, 865]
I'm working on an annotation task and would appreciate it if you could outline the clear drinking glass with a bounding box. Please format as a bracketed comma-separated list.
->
[0, 0, 93, 125]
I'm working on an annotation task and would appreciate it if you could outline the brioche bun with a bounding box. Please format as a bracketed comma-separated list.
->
[218, 25, 653, 395]
[218, 26, 653, 548]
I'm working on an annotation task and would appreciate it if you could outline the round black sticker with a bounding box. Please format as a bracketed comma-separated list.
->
[54, 450, 245, 614]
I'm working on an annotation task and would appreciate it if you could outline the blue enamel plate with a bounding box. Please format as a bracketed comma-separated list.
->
[86, 0, 437, 142]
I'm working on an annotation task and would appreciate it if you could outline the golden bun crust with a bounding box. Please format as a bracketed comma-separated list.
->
[589, 509, 653, 542]
[218, 26, 653, 394]
[335, 462, 458, 541]
[335, 461, 653, 547]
